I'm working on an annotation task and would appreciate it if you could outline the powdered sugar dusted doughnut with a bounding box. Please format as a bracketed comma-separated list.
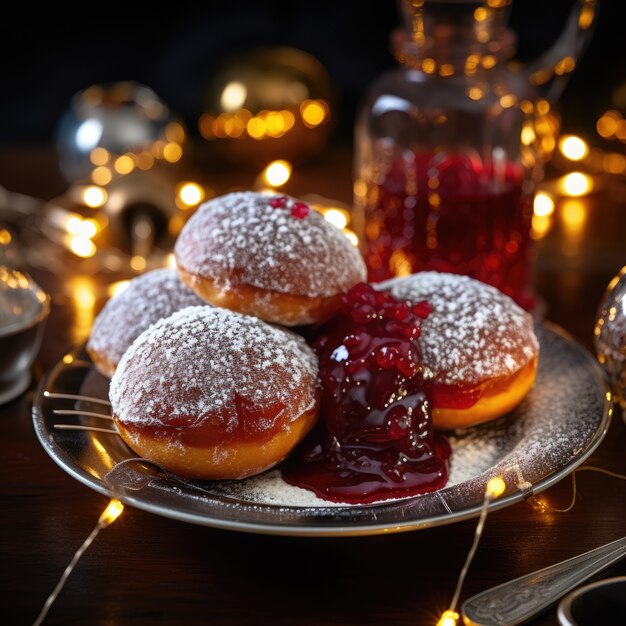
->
[380, 272, 539, 428]
[174, 191, 367, 325]
[110, 306, 320, 479]
[87, 269, 206, 378]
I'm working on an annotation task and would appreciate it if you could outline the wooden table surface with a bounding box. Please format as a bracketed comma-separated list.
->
[1, 147, 625, 626]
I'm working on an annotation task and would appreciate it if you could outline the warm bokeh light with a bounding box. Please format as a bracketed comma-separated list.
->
[177, 182, 205, 207]
[221, 81, 247, 112]
[559, 135, 588, 161]
[130, 255, 147, 272]
[165, 253, 177, 269]
[136, 151, 155, 170]
[69, 236, 96, 258]
[163, 142, 183, 163]
[603, 152, 626, 174]
[301, 100, 326, 127]
[114, 154, 135, 175]
[92, 166, 112, 186]
[89, 147, 109, 166]
[499, 94, 516, 108]
[560, 199, 587, 236]
[108, 280, 130, 298]
[69, 276, 97, 353]
[0, 229, 12, 245]
[247, 117, 267, 139]
[531, 214, 552, 240]
[323, 208, 349, 230]
[597, 110, 621, 139]
[520, 124, 536, 146]
[343, 228, 359, 246]
[263, 160, 292, 187]
[436, 609, 459, 626]
[561, 172, 593, 197]
[165, 121, 185, 144]
[467, 86, 484, 101]
[82, 186, 107, 208]
[533, 192, 555, 217]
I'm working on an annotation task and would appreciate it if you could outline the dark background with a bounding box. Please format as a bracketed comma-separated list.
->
[1, 0, 624, 146]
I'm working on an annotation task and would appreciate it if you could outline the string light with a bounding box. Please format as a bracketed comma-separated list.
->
[343, 229, 359, 246]
[200, 102, 325, 141]
[533, 192, 555, 217]
[163, 142, 183, 163]
[114, 154, 135, 175]
[560, 172, 593, 197]
[107, 280, 131, 298]
[32, 499, 124, 626]
[89, 147, 109, 166]
[176, 182, 205, 208]
[559, 135, 589, 161]
[69, 236, 96, 258]
[263, 160, 292, 187]
[437, 476, 506, 626]
[82, 186, 107, 208]
[436, 609, 460, 626]
[91, 166, 112, 186]
[300, 100, 327, 127]
[130, 255, 147, 272]
[323, 208, 349, 230]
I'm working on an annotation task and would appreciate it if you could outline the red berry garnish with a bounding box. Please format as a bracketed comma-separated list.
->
[269, 196, 287, 208]
[412, 300, 432, 318]
[374, 345, 399, 369]
[291, 202, 309, 218]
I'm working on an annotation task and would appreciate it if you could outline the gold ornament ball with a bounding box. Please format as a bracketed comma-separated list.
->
[199, 46, 334, 166]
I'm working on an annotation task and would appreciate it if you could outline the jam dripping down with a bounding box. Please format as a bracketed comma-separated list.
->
[282, 283, 450, 504]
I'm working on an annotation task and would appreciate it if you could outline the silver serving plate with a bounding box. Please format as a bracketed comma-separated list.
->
[32, 323, 611, 536]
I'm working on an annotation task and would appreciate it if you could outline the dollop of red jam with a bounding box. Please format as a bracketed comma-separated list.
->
[282, 283, 450, 504]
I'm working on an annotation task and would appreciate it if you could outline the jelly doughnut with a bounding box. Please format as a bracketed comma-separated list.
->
[380, 272, 538, 429]
[109, 306, 320, 480]
[174, 191, 367, 326]
[87, 268, 206, 378]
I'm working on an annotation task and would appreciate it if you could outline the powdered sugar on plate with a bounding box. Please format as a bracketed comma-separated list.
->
[205, 325, 604, 507]
[61, 323, 609, 531]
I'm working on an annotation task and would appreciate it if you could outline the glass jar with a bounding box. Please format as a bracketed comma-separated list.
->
[354, 0, 596, 309]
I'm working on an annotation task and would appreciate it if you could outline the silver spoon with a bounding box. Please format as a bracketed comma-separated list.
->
[461, 535, 626, 626]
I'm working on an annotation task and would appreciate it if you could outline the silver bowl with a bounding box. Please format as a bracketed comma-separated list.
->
[0, 268, 50, 404]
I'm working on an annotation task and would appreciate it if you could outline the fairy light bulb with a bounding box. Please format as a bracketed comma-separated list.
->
[177, 182, 205, 207]
[486, 476, 506, 499]
[436, 609, 459, 626]
[441, 476, 507, 624]
[533, 192, 555, 217]
[82, 185, 107, 208]
[263, 160, 292, 187]
[32, 498, 125, 626]
[98, 499, 124, 527]
[559, 135, 588, 161]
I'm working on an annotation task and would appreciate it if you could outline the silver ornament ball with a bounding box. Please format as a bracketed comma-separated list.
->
[595, 266, 626, 409]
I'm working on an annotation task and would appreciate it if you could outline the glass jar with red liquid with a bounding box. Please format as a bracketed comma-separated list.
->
[354, 0, 597, 309]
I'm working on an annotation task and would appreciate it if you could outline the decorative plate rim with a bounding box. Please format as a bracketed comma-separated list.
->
[32, 321, 612, 537]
